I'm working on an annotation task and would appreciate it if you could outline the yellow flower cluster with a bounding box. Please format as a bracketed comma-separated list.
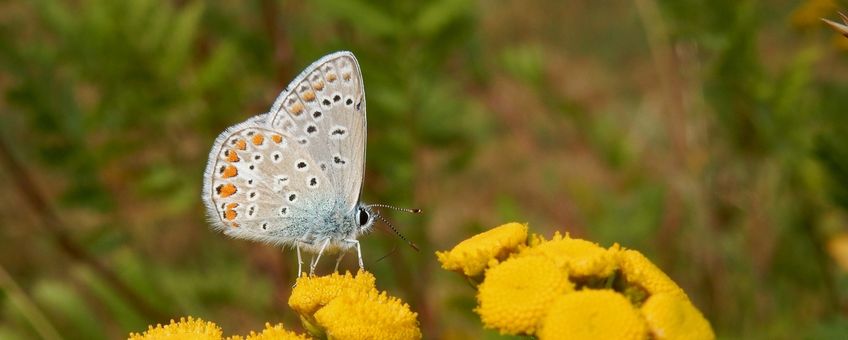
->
[128, 317, 306, 340]
[130, 271, 419, 340]
[289, 271, 421, 340]
[436, 222, 715, 340]
[436, 222, 528, 276]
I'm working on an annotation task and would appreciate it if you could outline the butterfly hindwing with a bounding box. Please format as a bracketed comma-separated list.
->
[202, 119, 334, 246]
[267, 51, 366, 214]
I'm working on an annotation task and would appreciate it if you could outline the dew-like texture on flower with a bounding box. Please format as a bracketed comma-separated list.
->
[539, 290, 647, 340]
[128, 316, 222, 340]
[476, 256, 573, 335]
[616, 247, 684, 297]
[641, 293, 714, 340]
[288, 271, 377, 316]
[519, 232, 616, 277]
[436, 222, 528, 276]
[243, 323, 311, 340]
[313, 290, 421, 340]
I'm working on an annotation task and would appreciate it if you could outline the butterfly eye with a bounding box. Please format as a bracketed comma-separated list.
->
[358, 209, 370, 226]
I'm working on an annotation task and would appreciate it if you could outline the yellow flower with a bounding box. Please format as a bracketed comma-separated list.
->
[476, 256, 573, 335]
[641, 293, 715, 340]
[288, 270, 420, 339]
[538, 290, 647, 340]
[615, 246, 685, 298]
[240, 323, 310, 340]
[519, 232, 617, 277]
[313, 290, 421, 340]
[129, 316, 222, 340]
[288, 271, 377, 316]
[436, 222, 528, 276]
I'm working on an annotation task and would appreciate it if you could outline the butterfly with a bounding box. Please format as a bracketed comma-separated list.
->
[201, 51, 416, 276]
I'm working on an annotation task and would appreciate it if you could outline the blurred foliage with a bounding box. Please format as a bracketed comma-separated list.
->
[1, 0, 848, 339]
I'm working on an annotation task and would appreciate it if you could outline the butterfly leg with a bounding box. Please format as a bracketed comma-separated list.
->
[334, 251, 346, 272]
[343, 239, 364, 270]
[310, 238, 331, 276]
[294, 240, 313, 278]
[296, 245, 303, 278]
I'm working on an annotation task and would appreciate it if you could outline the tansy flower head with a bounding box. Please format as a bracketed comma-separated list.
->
[313, 290, 421, 340]
[641, 292, 714, 340]
[476, 256, 573, 335]
[436, 222, 528, 276]
[615, 247, 685, 298]
[243, 323, 310, 340]
[288, 270, 420, 339]
[129, 316, 222, 340]
[288, 270, 377, 315]
[519, 232, 617, 277]
[538, 290, 647, 340]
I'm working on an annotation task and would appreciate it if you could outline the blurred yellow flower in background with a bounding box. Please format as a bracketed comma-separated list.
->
[539, 290, 647, 340]
[128, 316, 223, 340]
[827, 231, 848, 271]
[519, 232, 617, 277]
[437, 222, 714, 339]
[476, 256, 573, 335]
[436, 222, 528, 276]
[791, 0, 838, 30]
[641, 293, 715, 340]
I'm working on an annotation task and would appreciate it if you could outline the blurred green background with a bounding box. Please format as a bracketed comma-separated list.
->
[1, 0, 848, 338]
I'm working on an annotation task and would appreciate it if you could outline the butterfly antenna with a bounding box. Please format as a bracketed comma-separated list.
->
[368, 203, 422, 214]
[375, 212, 420, 252]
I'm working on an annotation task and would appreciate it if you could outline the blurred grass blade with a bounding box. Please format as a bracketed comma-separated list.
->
[0, 265, 63, 340]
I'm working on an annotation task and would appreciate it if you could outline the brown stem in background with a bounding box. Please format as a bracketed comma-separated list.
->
[0, 136, 167, 322]
[634, 0, 728, 319]
[261, 0, 294, 85]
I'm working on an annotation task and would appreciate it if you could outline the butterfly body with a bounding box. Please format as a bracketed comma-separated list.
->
[202, 51, 376, 272]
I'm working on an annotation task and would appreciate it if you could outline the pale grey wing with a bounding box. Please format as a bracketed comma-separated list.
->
[267, 51, 366, 213]
[202, 119, 334, 246]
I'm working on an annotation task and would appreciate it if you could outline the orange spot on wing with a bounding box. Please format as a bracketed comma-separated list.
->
[302, 90, 316, 102]
[235, 139, 247, 150]
[224, 209, 237, 221]
[343, 72, 351, 81]
[222, 165, 238, 178]
[219, 183, 237, 198]
[231, 223, 239, 228]
[226, 149, 240, 162]
[312, 81, 324, 91]
[272, 134, 283, 143]
[252, 133, 265, 145]
[290, 102, 304, 116]
[226, 203, 239, 210]
[326, 72, 337, 82]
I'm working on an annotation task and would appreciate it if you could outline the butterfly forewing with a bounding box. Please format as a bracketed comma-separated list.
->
[202, 120, 334, 245]
[267, 52, 366, 213]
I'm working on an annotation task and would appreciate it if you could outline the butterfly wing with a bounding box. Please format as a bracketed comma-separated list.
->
[266, 51, 366, 214]
[202, 119, 336, 246]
